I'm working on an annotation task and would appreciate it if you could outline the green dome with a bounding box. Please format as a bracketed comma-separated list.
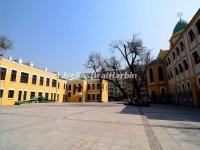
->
[173, 20, 188, 35]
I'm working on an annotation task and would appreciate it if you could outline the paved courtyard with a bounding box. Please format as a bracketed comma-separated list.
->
[0, 103, 200, 150]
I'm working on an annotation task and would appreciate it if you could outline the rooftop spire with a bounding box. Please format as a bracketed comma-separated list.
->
[177, 12, 183, 21]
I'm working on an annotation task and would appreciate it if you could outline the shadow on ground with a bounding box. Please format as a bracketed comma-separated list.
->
[120, 104, 200, 122]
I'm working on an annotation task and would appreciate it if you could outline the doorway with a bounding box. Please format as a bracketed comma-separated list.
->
[18, 91, 22, 101]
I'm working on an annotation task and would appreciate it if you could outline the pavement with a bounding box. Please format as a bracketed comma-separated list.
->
[0, 102, 200, 150]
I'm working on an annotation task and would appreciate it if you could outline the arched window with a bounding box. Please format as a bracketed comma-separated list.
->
[174, 67, 179, 75]
[176, 47, 180, 56]
[186, 81, 192, 90]
[158, 66, 164, 81]
[149, 68, 154, 82]
[160, 87, 166, 96]
[68, 84, 71, 91]
[178, 64, 183, 73]
[170, 71, 173, 78]
[172, 52, 176, 59]
[73, 84, 76, 94]
[78, 83, 81, 92]
[181, 83, 185, 92]
[183, 60, 189, 70]
[177, 84, 181, 93]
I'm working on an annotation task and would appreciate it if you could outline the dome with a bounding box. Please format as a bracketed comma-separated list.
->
[172, 19, 188, 35]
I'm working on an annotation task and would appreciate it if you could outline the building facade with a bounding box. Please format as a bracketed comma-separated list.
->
[67, 79, 108, 102]
[147, 9, 200, 107]
[0, 57, 108, 105]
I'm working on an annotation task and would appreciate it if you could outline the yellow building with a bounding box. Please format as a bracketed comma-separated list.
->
[0, 57, 67, 105]
[0, 57, 108, 105]
[147, 9, 200, 107]
[67, 79, 108, 102]
[147, 50, 169, 103]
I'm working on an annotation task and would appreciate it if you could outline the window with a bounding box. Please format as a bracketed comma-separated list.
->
[0, 89, 3, 98]
[32, 75, 37, 84]
[186, 81, 191, 89]
[46, 78, 50, 86]
[170, 71, 173, 78]
[92, 94, 95, 100]
[73, 84, 76, 94]
[52, 79, 57, 87]
[176, 47, 180, 56]
[158, 66, 164, 81]
[0, 67, 6, 80]
[87, 94, 91, 100]
[18, 91, 22, 101]
[192, 51, 200, 65]
[58, 82, 60, 89]
[51, 93, 53, 100]
[45, 93, 49, 99]
[168, 57, 171, 64]
[97, 83, 100, 89]
[23, 91, 27, 100]
[30, 92, 35, 99]
[57, 94, 59, 101]
[38, 92, 42, 97]
[172, 52, 175, 59]
[63, 83, 65, 90]
[68, 84, 71, 91]
[174, 67, 179, 75]
[97, 94, 100, 100]
[92, 84, 95, 89]
[63, 94, 67, 101]
[178, 64, 183, 73]
[183, 60, 189, 70]
[68, 92, 71, 97]
[40, 77, 44, 85]
[87, 84, 91, 90]
[188, 29, 195, 42]
[53, 93, 56, 100]
[180, 41, 185, 51]
[20, 72, 29, 83]
[10, 70, 17, 82]
[8, 90, 14, 99]
[195, 19, 200, 34]
[78, 83, 81, 92]
[149, 68, 154, 82]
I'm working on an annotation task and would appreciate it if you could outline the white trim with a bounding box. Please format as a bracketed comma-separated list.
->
[8, 88, 15, 90]
[186, 80, 192, 89]
[196, 75, 200, 88]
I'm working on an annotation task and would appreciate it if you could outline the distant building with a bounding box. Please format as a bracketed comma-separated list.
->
[67, 79, 108, 102]
[147, 9, 200, 107]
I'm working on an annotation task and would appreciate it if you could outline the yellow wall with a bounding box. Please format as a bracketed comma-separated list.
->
[0, 58, 67, 105]
[67, 79, 108, 102]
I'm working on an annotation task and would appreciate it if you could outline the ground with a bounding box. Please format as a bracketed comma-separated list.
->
[0, 103, 200, 150]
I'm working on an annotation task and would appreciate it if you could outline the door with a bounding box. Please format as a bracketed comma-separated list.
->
[18, 91, 22, 101]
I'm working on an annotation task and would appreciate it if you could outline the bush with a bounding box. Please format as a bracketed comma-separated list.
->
[14, 101, 21, 105]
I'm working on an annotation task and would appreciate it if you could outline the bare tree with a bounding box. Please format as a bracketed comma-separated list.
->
[85, 35, 152, 103]
[111, 35, 152, 102]
[0, 35, 12, 56]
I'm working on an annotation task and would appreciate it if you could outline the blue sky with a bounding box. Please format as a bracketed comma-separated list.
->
[1, 0, 199, 75]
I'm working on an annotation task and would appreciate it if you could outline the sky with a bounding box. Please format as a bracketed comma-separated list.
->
[1, 0, 199, 75]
